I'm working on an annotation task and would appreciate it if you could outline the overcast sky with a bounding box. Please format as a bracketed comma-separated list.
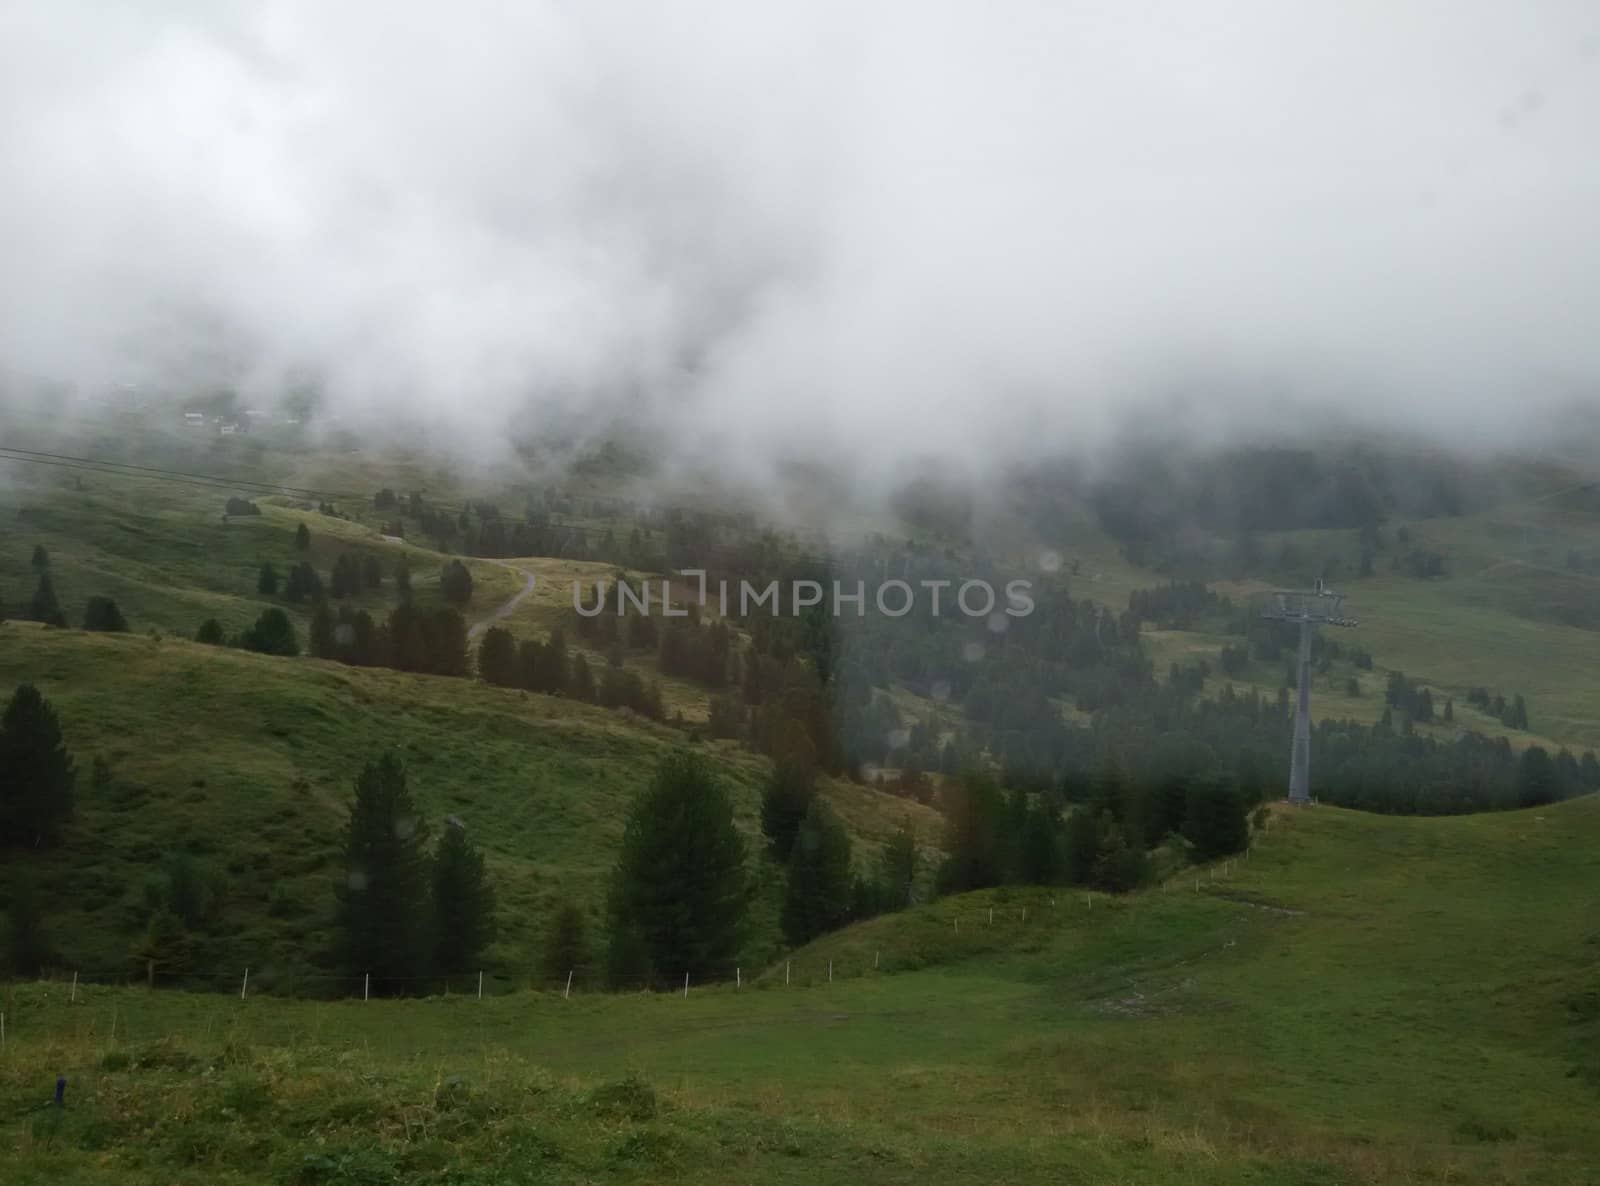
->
[1, 2, 1597, 472]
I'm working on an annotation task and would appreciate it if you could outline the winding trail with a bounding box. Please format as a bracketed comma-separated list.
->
[468, 563, 538, 640]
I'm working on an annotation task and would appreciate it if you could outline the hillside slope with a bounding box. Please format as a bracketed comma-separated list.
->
[0, 623, 939, 990]
[3, 798, 1597, 1184]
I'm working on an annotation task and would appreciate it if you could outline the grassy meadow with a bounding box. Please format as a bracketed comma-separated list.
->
[2, 799, 1598, 1183]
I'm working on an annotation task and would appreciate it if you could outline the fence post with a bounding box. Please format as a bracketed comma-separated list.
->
[564, 970, 573, 999]
[683, 972, 689, 999]
[736, 966, 741, 989]
[988, 907, 993, 924]
[477, 971, 483, 1000]
[828, 959, 833, 984]
[785, 960, 790, 986]
[364, 973, 370, 1002]
[874, 950, 880, 969]
[240, 968, 249, 1001]
[71, 971, 78, 1003]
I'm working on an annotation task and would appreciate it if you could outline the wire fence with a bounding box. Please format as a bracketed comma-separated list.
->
[0, 853, 1259, 1024]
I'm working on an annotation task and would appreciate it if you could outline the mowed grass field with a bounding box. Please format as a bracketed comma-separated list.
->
[2, 798, 1598, 1184]
[0, 624, 940, 991]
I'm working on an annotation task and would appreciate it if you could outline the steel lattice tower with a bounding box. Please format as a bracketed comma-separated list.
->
[1261, 580, 1358, 806]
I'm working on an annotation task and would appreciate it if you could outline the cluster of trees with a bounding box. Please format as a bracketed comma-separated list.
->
[335, 754, 497, 993]
[1465, 686, 1530, 731]
[4, 546, 130, 634]
[477, 626, 663, 718]
[937, 765, 1250, 896]
[307, 603, 469, 676]
[570, 604, 736, 690]
[1127, 581, 1236, 630]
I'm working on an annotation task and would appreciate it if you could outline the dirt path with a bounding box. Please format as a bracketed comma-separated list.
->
[468, 563, 538, 640]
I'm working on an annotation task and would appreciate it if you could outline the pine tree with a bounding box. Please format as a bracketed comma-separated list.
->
[1516, 746, 1560, 808]
[781, 799, 853, 945]
[880, 819, 918, 909]
[569, 653, 596, 702]
[335, 754, 433, 992]
[363, 555, 383, 590]
[82, 595, 129, 632]
[309, 601, 337, 658]
[30, 545, 49, 571]
[760, 757, 816, 861]
[936, 773, 1005, 893]
[131, 909, 192, 983]
[5, 874, 51, 976]
[28, 571, 65, 627]
[195, 618, 225, 645]
[440, 559, 474, 606]
[477, 627, 518, 687]
[432, 822, 496, 975]
[606, 751, 747, 985]
[294, 522, 311, 551]
[542, 900, 591, 989]
[395, 557, 413, 603]
[0, 683, 76, 849]
[1062, 806, 1100, 886]
[257, 563, 280, 595]
[239, 608, 299, 656]
[1183, 773, 1249, 861]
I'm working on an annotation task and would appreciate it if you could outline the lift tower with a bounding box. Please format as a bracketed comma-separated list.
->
[1261, 580, 1358, 806]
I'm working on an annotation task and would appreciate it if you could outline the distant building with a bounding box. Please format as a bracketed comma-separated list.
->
[183, 412, 205, 427]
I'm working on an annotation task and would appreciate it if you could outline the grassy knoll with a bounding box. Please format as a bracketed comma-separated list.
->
[3, 798, 1598, 1183]
[0, 624, 939, 991]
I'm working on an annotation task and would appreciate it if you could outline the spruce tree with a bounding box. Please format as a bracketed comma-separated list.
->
[936, 773, 1005, 893]
[606, 751, 747, 985]
[781, 799, 853, 945]
[440, 559, 474, 606]
[28, 571, 65, 627]
[432, 822, 496, 975]
[82, 595, 128, 632]
[760, 756, 815, 861]
[0, 683, 76, 849]
[257, 563, 280, 595]
[195, 618, 225, 646]
[309, 601, 337, 658]
[30, 544, 49, 571]
[542, 900, 591, 988]
[1516, 746, 1560, 808]
[335, 754, 433, 992]
[477, 626, 518, 687]
[240, 608, 299, 656]
[5, 874, 51, 976]
[1183, 773, 1249, 861]
[880, 819, 918, 909]
[294, 522, 311, 551]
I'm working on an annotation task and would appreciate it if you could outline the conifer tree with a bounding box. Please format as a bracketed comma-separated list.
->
[257, 563, 280, 596]
[5, 873, 51, 976]
[28, 571, 65, 627]
[239, 608, 299, 656]
[781, 798, 853, 945]
[477, 626, 518, 687]
[606, 751, 747, 985]
[82, 595, 128, 632]
[335, 754, 433, 991]
[432, 822, 496, 975]
[30, 544, 49, 571]
[195, 618, 225, 646]
[880, 819, 919, 909]
[543, 900, 592, 989]
[0, 683, 76, 849]
[760, 756, 816, 861]
[294, 522, 311, 551]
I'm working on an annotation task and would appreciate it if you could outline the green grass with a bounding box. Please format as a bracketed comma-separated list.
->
[0, 623, 940, 990]
[4, 798, 1599, 1183]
